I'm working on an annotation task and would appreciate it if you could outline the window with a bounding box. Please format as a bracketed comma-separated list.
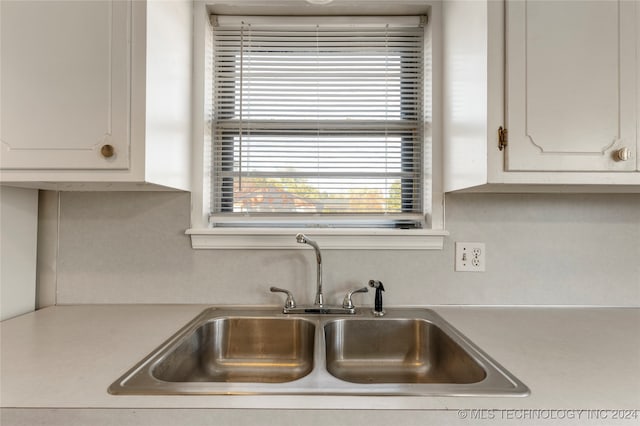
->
[210, 15, 426, 229]
[188, 7, 446, 250]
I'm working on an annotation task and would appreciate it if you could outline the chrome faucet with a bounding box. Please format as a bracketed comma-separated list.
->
[270, 234, 369, 314]
[296, 233, 324, 307]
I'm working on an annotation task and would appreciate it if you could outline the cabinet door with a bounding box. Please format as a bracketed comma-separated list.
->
[0, 0, 130, 170]
[505, 0, 637, 172]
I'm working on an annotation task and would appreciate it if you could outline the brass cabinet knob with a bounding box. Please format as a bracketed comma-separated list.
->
[613, 147, 631, 162]
[100, 144, 115, 158]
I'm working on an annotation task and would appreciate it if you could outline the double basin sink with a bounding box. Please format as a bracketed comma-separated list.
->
[109, 307, 529, 396]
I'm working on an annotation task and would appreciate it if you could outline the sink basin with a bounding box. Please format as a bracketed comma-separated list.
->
[153, 317, 315, 383]
[109, 307, 529, 396]
[324, 319, 486, 384]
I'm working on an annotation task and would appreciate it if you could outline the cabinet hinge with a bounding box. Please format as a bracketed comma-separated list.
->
[498, 126, 508, 151]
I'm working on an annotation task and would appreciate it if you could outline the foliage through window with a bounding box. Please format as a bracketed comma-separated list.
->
[210, 15, 426, 228]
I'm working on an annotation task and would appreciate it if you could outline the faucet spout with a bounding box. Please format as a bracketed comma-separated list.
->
[296, 233, 323, 306]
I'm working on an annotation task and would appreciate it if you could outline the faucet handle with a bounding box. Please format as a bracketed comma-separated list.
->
[270, 287, 297, 309]
[342, 286, 369, 309]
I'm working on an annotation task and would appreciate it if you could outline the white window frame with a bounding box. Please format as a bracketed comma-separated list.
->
[188, 1, 447, 250]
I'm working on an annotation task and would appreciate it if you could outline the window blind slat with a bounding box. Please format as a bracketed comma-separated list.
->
[210, 15, 424, 227]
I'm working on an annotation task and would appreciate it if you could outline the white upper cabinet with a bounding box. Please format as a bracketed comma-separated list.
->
[505, 0, 637, 172]
[1, 1, 130, 170]
[443, 0, 640, 192]
[0, 0, 192, 190]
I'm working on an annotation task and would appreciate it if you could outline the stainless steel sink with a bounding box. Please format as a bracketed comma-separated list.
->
[324, 318, 486, 384]
[153, 317, 315, 383]
[109, 307, 529, 396]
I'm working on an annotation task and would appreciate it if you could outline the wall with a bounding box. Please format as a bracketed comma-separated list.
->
[47, 191, 640, 307]
[0, 186, 38, 320]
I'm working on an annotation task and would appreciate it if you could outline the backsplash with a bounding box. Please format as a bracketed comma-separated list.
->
[50, 191, 639, 306]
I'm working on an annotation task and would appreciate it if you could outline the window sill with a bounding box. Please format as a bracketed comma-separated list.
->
[186, 228, 448, 250]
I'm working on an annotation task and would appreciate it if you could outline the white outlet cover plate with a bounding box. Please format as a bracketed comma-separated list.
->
[455, 242, 486, 272]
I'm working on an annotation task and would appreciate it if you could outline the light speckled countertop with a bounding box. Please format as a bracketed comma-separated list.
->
[1, 305, 639, 410]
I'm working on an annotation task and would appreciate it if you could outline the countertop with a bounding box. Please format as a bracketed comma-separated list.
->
[1, 305, 639, 411]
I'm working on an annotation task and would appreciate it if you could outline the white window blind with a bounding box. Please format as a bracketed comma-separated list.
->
[210, 15, 425, 229]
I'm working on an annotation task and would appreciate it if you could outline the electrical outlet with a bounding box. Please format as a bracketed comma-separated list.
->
[455, 242, 486, 272]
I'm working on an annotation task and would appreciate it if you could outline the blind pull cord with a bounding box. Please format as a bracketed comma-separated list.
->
[238, 22, 245, 191]
[384, 24, 390, 214]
